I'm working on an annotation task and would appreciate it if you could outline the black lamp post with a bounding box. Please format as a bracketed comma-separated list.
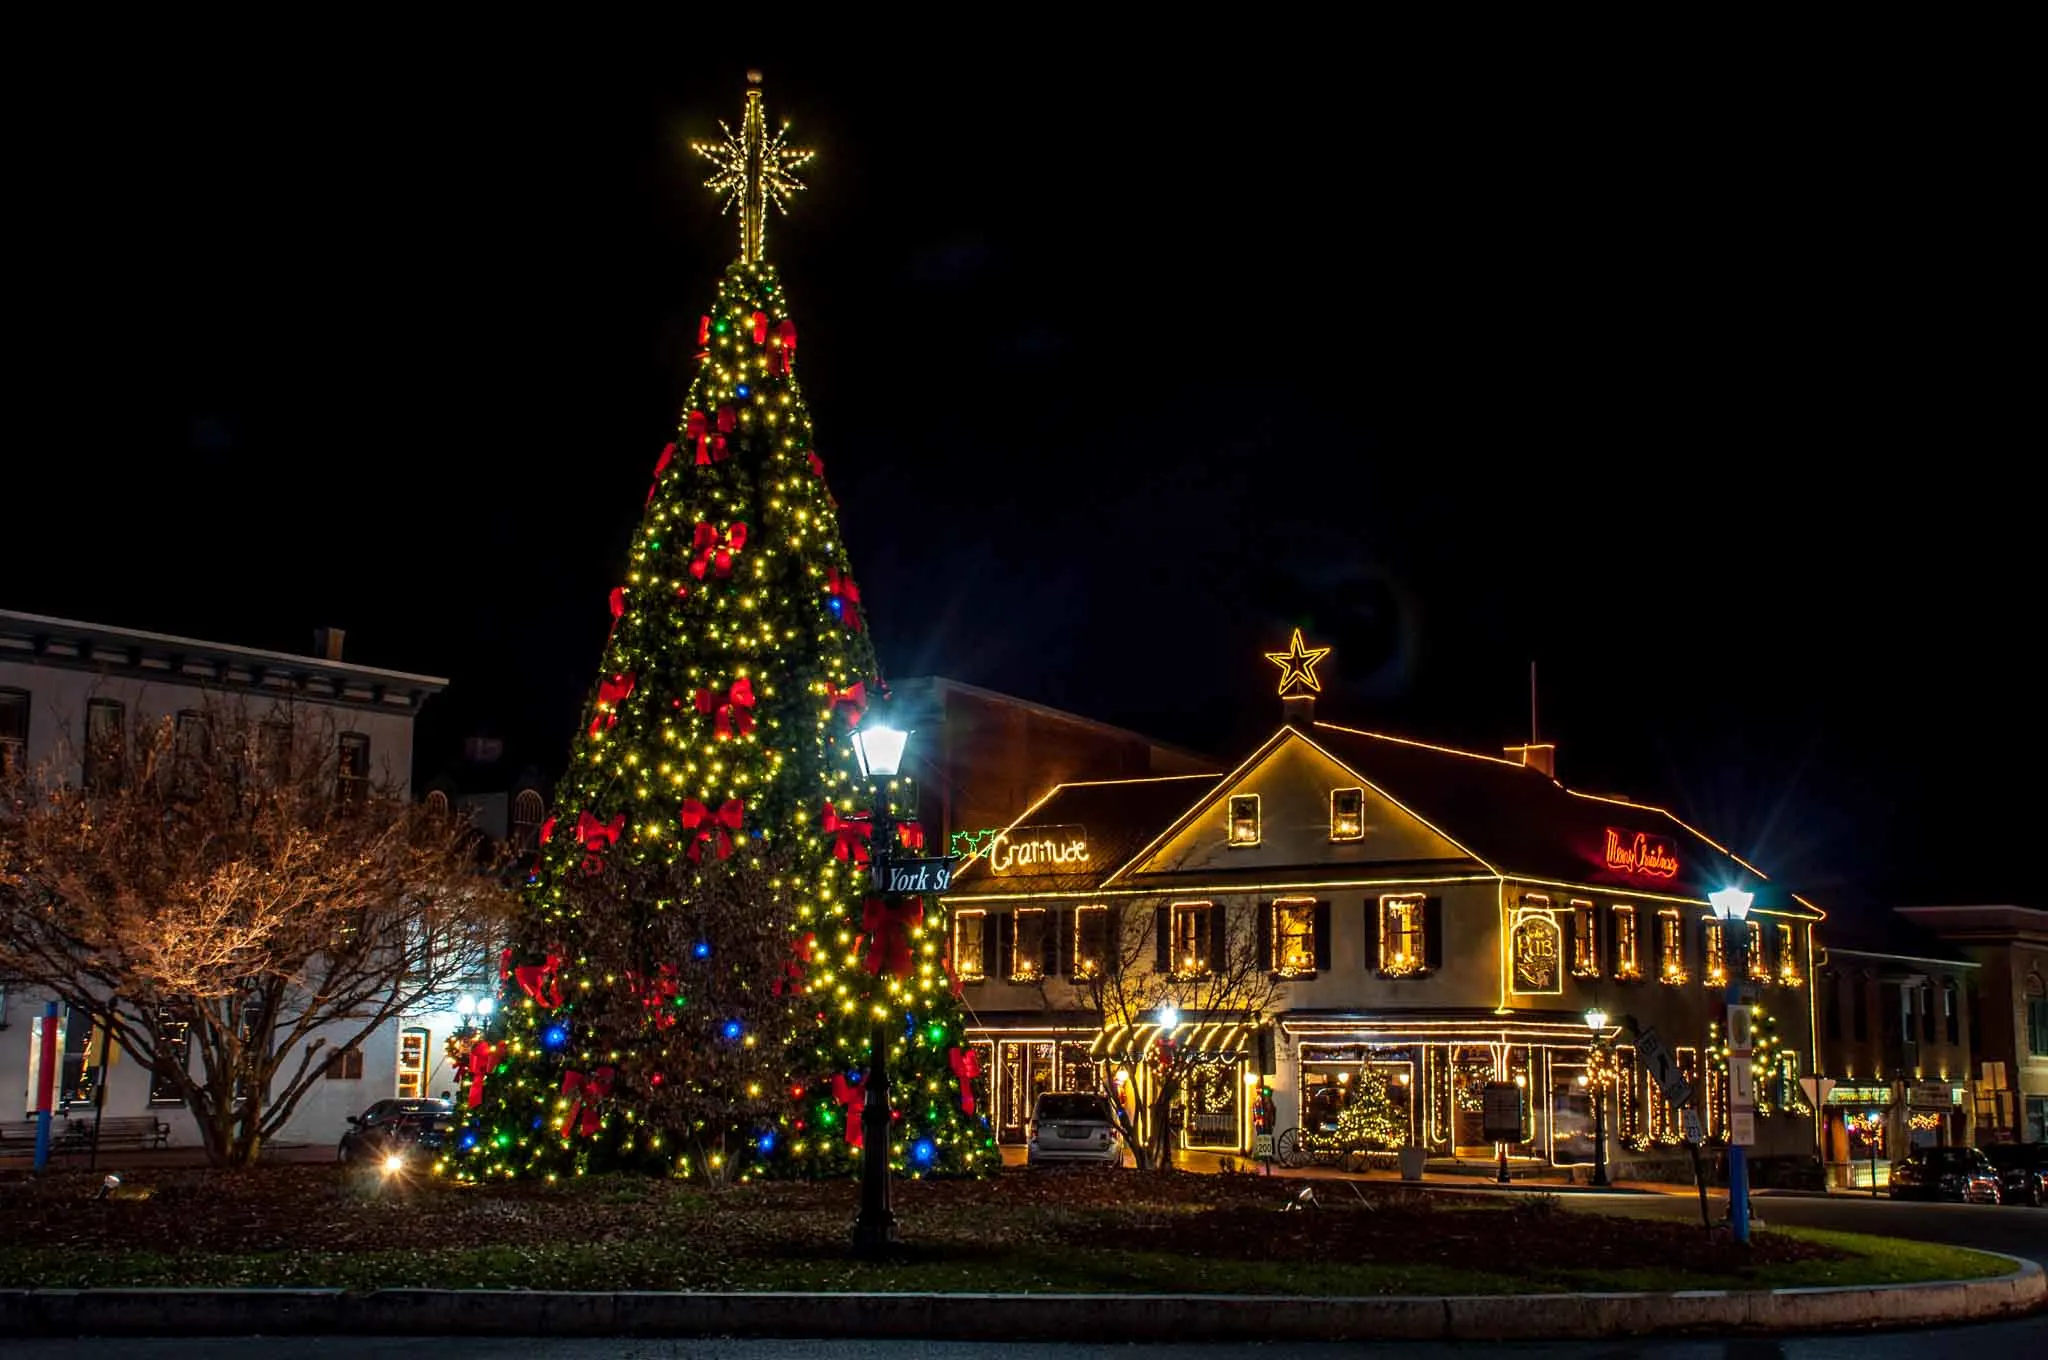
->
[849, 721, 910, 1257]
[1584, 1006, 1611, 1188]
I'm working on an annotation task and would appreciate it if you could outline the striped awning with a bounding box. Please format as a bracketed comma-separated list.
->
[1089, 1021, 1251, 1060]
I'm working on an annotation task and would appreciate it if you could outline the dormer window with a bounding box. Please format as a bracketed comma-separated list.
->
[1227, 795, 1260, 846]
[1330, 787, 1364, 841]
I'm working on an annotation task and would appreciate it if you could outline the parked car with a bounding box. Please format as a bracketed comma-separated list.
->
[1026, 1091, 1123, 1167]
[1981, 1143, 2047, 1207]
[337, 1097, 455, 1165]
[1888, 1146, 2001, 1204]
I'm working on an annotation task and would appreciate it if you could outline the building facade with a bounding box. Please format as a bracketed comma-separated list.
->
[1896, 904, 2048, 1145]
[1812, 916, 1977, 1189]
[0, 610, 449, 1152]
[941, 691, 1823, 1182]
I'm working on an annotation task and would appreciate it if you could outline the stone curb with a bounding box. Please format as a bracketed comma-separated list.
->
[1, 1258, 2038, 1341]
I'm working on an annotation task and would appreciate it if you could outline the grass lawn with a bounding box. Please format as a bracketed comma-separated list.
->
[0, 1166, 2014, 1296]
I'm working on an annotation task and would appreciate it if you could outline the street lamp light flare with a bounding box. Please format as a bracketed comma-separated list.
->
[1583, 1006, 1608, 1033]
[851, 725, 910, 779]
[1709, 886, 1754, 922]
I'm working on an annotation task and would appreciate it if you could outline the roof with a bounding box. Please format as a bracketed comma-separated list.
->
[891, 675, 1215, 767]
[948, 773, 1222, 896]
[0, 608, 447, 712]
[1304, 722, 1817, 915]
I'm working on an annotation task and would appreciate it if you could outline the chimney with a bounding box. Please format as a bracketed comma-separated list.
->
[1504, 743, 1557, 778]
[1281, 694, 1315, 727]
[312, 627, 345, 661]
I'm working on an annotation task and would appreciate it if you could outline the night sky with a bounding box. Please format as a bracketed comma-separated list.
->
[12, 36, 2032, 914]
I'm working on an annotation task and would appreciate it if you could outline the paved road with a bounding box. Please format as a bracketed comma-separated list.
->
[9, 1320, 2047, 1359]
[1560, 1189, 2048, 1268]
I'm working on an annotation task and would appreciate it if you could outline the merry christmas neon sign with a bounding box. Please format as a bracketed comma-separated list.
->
[1604, 828, 1680, 879]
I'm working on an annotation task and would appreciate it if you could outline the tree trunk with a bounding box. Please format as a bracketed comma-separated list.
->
[1147, 1089, 1175, 1173]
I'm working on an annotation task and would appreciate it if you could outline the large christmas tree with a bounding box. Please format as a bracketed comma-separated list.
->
[456, 73, 995, 1182]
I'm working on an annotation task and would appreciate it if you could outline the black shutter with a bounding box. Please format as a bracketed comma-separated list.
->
[1607, 907, 1622, 980]
[1043, 909, 1061, 978]
[1155, 906, 1170, 972]
[996, 911, 1014, 980]
[1423, 897, 1444, 972]
[1314, 901, 1332, 972]
[981, 912, 1000, 978]
[1364, 898, 1380, 972]
[1563, 907, 1579, 967]
[1209, 903, 1228, 975]
[1255, 903, 1273, 973]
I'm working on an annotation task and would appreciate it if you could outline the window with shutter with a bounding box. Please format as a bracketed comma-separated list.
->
[84, 698, 125, 792]
[1704, 920, 1727, 986]
[1570, 901, 1598, 978]
[1657, 909, 1687, 984]
[1170, 902, 1214, 976]
[953, 910, 986, 981]
[1747, 921, 1771, 984]
[1611, 905, 1640, 980]
[0, 688, 27, 781]
[1378, 894, 1425, 977]
[1272, 898, 1316, 976]
[1073, 906, 1108, 979]
[1011, 909, 1047, 982]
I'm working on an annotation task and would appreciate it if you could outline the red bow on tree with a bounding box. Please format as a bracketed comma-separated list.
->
[768, 318, 798, 374]
[820, 802, 871, 866]
[538, 815, 556, 845]
[588, 672, 636, 737]
[465, 1039, 501, 1109]
[830, 1072, 865, 1149]
[608, 586, 626, 639]
[680, 798, 744, 862]
[948, 1046, 982, 1114]
[772, 931, 816, 997]
[693, 676, 757, 739]
[691, 521, 748, 580]
[825, 680, 867, 728]
[861, 894, 925, 980]
[750, 310, 769, 345]
[697, 314, 710, 346]
[825, 567, 863, 631]
[807, 450, 825, 478]
[628, 964, 681, 1030]
[560, 1065, 616, 1138]
[509, 952, 564, 1008]
[685, 410, 729, 466]
[648, 443, 675, 505]
[576, 811, 624, 876]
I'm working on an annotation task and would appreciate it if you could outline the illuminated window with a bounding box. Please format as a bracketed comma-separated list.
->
[396, 1027, 429, 1100]
[1073, 906, 1108, 979]
[1612, 905, 1640, 980]
[1171, 902, 1213, 975]
[1011, 908, 1047, 982]
[953, 909, 986, 981]
[149, 1005, 191, 1106]
[338, 732, 370, 807]
[1379, 894, 1425, 977]
[2026, 976, 2046, 1056]
[1747, 921, 1770, 984]
[84, 698, 124, 792]
[1329, 787, 1364, 841]
[1273, 898, 1316, 975]
[424, 789, 450, 819]
[1776, 924, 1801, 985]
[1657, 909, 1686, 984]
[0, 688, 27, 781]
[1571, 901, 1598, 978]
[1227, 795, 1260, 846]
[1704, 920, 1726, 986]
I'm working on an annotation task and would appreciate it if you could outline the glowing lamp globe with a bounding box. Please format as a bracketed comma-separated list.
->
[1708, 886, 1755, 922]
[851, 724, 910, 778]
[475, 996, 494, 1018]
[1159, 1002, 1180, 1030]
[1584, 1006, 1608, 1033]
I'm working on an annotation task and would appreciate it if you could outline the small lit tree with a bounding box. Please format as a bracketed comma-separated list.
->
[1333, 1065, 1405, 1151]
[0, 697, 512, 1168]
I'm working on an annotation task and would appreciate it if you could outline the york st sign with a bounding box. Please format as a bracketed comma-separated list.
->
[986, 824, 1090, 875]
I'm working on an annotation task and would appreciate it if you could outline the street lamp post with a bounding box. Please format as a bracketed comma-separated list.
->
[1584, 1006, 1611, 1188]
[1710, 886, 1755, 1247]
[850, 722, 910, 1257]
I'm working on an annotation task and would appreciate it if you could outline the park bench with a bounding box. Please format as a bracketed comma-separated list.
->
[54, 1114, 171, 1151]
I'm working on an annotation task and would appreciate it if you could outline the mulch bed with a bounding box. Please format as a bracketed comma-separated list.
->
[0, 1164, 1836, 1283]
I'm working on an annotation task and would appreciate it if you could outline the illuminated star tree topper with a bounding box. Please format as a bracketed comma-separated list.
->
[693, 69, 814, 264]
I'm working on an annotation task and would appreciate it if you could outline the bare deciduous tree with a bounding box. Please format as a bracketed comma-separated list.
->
[0, 697, 513, 1168]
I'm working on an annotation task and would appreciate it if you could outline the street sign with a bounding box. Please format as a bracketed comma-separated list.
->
[1636, 1026, 1693, 1108]
[1680, 1108, 1705, 1145]
[1254, 1133, 1274, 1159]
[1730, 1111, 1756, 1146]
[1797, 1076, 1836, 1110]
[870, 855, 958, 893]
[1725, 1004, 1754, 1053]
[1728, 1055, 1756, 1109]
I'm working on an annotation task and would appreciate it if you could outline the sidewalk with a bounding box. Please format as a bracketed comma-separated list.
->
[0, 1142, 331, 1173]
[997, 1144, 1688, 1195]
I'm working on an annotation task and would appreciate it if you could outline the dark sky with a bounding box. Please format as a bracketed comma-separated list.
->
[12, 33, 2034, 914]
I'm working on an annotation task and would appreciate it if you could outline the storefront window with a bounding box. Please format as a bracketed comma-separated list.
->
[1181, 1059, 1244, 1149]
[1379, 895, 1425, 977]
[953, 910, 985, 981]
[1571, 901, 1598, 977]
[1612, 905, 1640, 980]
[1171, 902, 1213, 976]
[1273, 898, 1315, 975]
[1072, 906, 1108, 979]
[1658, 909, 1687, 984]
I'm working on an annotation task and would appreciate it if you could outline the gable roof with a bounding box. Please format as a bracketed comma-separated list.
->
[1305, 722, 1819, 916]
[947, 772, 1222, 897]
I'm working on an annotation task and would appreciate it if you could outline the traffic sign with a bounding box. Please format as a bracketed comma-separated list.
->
[1680, 1108, 1705, 1145]
[1725, 1004, 1754, 1054]
[1728, 1055, 1756, 1109]
[1636, 1026, 1693, 1109]
[1798, 1075, 1835, 1110]
[1730, 1111, 1756, 1146]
